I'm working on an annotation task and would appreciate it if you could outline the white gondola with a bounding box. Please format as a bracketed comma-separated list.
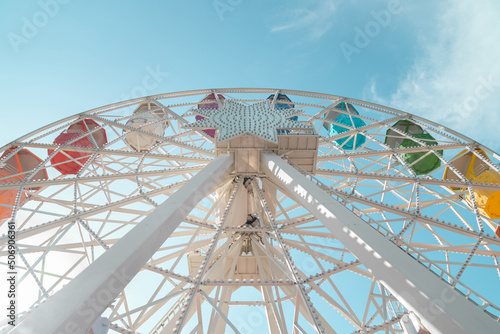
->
[124, 101, 168, 151]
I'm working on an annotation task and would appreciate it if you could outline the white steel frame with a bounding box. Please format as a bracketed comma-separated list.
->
[0, 88, 499, 334]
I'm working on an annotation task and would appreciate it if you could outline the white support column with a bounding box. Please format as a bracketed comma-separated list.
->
[11, 154, 234, 334]
[262, 152, 500, 334]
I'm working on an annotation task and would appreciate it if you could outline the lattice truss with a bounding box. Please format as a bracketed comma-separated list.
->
[0, 89, 499, 333]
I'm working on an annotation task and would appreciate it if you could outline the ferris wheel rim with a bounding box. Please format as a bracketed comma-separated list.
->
[3, 87, 493, 156]
[1, 88, 500, 333]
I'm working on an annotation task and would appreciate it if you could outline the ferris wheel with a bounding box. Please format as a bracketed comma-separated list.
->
[1, 88, 500, 334]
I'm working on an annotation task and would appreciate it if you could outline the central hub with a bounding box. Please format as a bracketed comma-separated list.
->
[185, 99, 319, 174]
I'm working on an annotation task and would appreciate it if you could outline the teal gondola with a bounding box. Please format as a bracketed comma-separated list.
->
[324, 102, 366, 151]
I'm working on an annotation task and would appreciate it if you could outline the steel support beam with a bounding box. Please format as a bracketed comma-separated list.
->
[10, 154, 234, 334]
[262, 152, 500, 334]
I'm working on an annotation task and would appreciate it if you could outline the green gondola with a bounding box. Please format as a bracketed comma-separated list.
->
[386, 120, 442, 175]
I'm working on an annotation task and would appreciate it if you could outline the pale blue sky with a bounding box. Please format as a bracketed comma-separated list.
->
[1, 0, 499, 151]
[1, 2, 500, 332]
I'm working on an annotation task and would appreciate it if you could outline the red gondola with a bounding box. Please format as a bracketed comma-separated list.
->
[49, 119, 107, 175]
[196, 93, 225, 138]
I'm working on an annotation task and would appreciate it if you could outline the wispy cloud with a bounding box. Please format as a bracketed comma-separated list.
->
[369, 0, 500, 151]
[271, 0, 337, 40]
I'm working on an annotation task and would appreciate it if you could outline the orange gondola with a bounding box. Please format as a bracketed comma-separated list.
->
[0, 148, 47, 220]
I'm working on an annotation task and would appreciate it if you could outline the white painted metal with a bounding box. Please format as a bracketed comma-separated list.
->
[8, 154, 234, 334]
[1, 89, 500, 333]
[400, 315, 417, 334]
[262, 151, 500, 334]
[251, 180, 324, 333]
[185, 100, 310, 143]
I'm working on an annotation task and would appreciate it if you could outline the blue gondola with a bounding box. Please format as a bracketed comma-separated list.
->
[267, 94, 297, 135]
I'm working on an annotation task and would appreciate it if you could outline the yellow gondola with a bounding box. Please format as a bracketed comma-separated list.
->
[443, 149, 500, 221]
